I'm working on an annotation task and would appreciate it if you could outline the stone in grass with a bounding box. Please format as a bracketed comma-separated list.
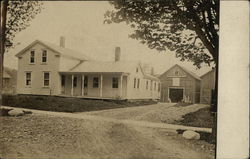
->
[182, 130, 200, 140]
[8, 109, 25, 117]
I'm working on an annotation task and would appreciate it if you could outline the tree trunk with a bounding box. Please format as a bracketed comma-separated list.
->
[0, 0, 8, 109]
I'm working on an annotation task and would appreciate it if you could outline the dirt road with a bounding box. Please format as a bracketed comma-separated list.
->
[0, 111, 214, 159]
[81, 103, 208, 124]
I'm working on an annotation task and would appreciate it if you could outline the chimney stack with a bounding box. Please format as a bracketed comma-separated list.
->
[60, 36, 65, 48]
[115, 47, 121, 62]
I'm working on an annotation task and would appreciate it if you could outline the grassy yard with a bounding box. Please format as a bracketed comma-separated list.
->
[176, 107, 214, 128]
[175, 106, 215, 144]
[2, 95, 157, 113]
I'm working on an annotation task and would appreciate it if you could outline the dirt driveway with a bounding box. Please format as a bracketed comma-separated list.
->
[81, 103, 209, 124]
[0, 112, 214, 159]
[1, 103, 213, 159]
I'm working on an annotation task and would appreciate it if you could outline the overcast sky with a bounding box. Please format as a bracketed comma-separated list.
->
[4, 1, 213, 75]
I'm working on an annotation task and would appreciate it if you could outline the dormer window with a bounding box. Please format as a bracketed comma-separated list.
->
[30, 51, 35, 63]
[42, 50, 47, 63]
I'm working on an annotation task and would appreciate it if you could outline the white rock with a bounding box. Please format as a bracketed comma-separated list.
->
[182, 130, 200, 140]
[8, 109, 24, 116]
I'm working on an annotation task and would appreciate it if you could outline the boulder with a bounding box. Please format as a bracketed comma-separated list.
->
[8, 109, 24, 116]
[182, 130, 200, 140]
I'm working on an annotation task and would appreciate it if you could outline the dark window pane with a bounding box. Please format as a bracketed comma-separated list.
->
[84, 76, 88, 88]
[61, 75, 65, 86]
[137, 79, 140, 88]
[30, 51, 35, 63]
[134, 78, 136, 88]
[112, 77, 118, 88]
[44, 73, 50, 86]
[73, 77, 77, 87]
[93, 77, 99, 88]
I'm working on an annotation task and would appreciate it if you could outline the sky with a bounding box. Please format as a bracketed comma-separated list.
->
[4, 1, 213, 76]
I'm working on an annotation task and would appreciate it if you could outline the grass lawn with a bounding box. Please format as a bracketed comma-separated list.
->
[176, 107, 214, 128]
[175, 106, 215, 144]
[2, 94, 157, 113]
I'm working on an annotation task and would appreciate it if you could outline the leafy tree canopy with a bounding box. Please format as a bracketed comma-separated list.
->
[5, 0, 43, 50]
[104, 0, 219, 68]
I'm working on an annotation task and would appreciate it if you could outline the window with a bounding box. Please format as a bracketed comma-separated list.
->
[172, 78, 180, 86]
[154, 82, 156, 91]
[84, 76, 88, 88]
[73, 77, 77, 87]
[30, 51, 35, 63]
[42, 50, 47, 63]
[137, 78, 140, 89]
[136, 67, 139, 73]
[26, 72, 31, 86]
[146, 81, 148, 90]
[43, 72, 50, 86]
[61, 75, 65, 86]
[93, 77, 99, 88]
[158, 83, 161, 92]
[174, 70, 179, 76]
[134, 78, 136, 88]
[150, 80, 152, 90]
[112, 77, 119, 88]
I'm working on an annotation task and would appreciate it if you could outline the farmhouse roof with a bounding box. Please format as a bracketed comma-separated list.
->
[62, 61, 159, 81]
[15, 40, 89, 61]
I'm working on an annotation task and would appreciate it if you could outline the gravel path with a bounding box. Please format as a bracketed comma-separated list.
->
[81, 103, 209, 124]
[0, 114, 215, 159]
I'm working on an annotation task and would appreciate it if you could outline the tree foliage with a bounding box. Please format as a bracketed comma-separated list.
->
[104, 0, 219, 68]
[5, 0, 43, 50]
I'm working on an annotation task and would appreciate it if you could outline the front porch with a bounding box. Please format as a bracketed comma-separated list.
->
[59, 72, 128, 99]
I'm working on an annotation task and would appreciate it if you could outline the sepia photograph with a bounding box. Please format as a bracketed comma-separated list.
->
[0, 0, 248, 159]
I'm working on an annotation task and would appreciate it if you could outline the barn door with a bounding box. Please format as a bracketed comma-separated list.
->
[169, 88, 183, 103]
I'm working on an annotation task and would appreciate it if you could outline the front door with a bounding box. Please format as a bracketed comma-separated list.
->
[169, 88, 183, 103]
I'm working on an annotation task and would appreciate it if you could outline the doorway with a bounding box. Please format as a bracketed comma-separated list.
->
[169, 88, 184, 103]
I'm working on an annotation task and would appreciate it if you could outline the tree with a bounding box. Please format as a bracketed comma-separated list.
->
[105, 0, 219, 143]
[0, 0, 43, 107]
[104, 0, 219, 68]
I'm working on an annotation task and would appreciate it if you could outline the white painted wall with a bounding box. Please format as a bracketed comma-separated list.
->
[17, 43, 61, 95]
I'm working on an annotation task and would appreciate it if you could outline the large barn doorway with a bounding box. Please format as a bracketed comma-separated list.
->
[169, 88, 183, 103]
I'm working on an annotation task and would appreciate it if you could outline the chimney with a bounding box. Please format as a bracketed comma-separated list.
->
[60, 36, 65, 48]
[115, 47, 121, 62]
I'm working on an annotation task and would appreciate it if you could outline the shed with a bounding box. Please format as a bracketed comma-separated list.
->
[200, 69, 215, 104]
[159, 64, 201, 103]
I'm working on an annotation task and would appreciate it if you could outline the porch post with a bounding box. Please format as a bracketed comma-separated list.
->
[81, 74, 84, 96]
[120, 75, 123, 98]
[100, 74, 103, 98]
[71, 74, 74, 96]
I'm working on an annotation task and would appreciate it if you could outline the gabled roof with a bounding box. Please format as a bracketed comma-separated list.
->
[160, 64, 201, 80]
[200, 69, 215, 78]
[15, 40, 89, 61]
[62, 60, 159, 81]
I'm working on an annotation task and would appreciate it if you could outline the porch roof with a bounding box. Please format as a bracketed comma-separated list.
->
[60, 61, 160, 81]
[65, 61, 138, 74]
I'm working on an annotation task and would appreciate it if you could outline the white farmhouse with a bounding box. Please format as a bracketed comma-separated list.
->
[15, 37, 160, 100]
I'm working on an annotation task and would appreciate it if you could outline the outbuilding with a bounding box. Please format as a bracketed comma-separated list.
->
[200, 69, 215, 104]
[159, 64, 201, 103]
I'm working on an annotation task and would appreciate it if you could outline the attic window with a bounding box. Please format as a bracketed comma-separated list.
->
[30, 51, 35, 63]
[42, 50, 47, 63]
[136, 67, 139, 73]
[174, 70, 179, 76]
